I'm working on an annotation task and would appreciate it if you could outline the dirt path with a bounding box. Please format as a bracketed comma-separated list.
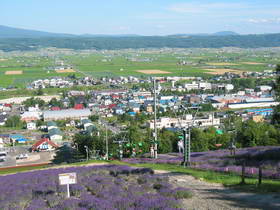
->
[155, 170, 280, 210]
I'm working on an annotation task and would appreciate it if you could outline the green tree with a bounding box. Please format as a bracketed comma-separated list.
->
[158, 129, 176, 153]
[5, 115, 25, 128]
[191, 128, 209, 152]
[23, 97, 45, 108]
[272, 64, 280, 125]
[89, 115, 99, 122]
[49, 98, 63, 108]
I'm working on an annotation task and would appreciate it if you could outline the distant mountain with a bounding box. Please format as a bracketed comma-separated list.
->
[213, 31, 239, 36]
[169, 31, 239, 37]
[0, 25, 280, 51]
[79, 34, 141, 38]
[0, 25, 241, 38]
[0, 25, 75, 38]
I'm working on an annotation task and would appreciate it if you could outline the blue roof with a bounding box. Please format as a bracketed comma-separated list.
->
[10, 134, 24, 140]
[246, 108, 273, 112]
[16, 138, 28, 142]
[128, 112, 136, 116]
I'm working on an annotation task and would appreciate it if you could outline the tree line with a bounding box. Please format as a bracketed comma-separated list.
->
[1, 33, 280, 51]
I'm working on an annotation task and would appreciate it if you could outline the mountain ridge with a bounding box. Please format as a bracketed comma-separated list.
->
[0, 25, 243, 38]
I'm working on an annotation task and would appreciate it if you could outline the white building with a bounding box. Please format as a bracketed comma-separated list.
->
[43, 109, 91, 121]
[27, 122, 37, 130]
[21, 111, 41, 122]
[148, 114, 220, 129]
[184, 82, 199, 90]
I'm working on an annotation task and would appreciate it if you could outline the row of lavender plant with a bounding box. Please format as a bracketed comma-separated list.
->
[123, 146, 280, 179]
[0, 164, 191, 209]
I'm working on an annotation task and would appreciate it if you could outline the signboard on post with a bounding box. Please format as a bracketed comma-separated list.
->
[59, 173, 77, 198]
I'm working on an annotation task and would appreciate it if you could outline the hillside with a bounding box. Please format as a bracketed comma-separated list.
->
[1, 33, 280, 51]
[0, 25, 280, 51]
[0, 25, 74, 38]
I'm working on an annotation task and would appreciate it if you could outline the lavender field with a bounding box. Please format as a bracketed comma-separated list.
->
[123, 146, 280, 179]
[0, 164, 192, 210]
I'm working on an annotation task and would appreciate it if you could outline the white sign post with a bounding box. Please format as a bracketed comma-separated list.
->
[59, 173, 77, 198]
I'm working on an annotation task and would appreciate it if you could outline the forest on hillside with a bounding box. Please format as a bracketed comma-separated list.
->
[1, 33, 280, 51]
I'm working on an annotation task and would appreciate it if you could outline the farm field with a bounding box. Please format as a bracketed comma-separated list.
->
[0, 47, 279, 88]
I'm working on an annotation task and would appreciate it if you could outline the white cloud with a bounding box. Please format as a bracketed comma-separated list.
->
[168, 2, 247, 14]
[248, 18, 280, 24]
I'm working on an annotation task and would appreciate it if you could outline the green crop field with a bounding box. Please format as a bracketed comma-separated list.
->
[0, 48, 279, 88]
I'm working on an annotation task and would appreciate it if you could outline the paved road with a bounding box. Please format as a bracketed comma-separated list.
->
[99, 119, 122, 134]
[155, 170, 280, 210]
[0, 147, 55, 168]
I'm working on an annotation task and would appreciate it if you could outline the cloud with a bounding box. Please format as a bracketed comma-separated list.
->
[168, 2, 247, 14]
[248, 18, 280, 24]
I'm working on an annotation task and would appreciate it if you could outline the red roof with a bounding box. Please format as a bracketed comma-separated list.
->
[111, 95, 120, 99]
[4, 104, 12, 107]
[108, 104, 117, 109]
[51, 106, 61, 111]
[32, 138, 58, 151]
[74, 104, 84, 110]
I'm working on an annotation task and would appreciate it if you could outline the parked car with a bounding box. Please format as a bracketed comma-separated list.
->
[0, 152, 7, 162]
[16, 154, 28, 160]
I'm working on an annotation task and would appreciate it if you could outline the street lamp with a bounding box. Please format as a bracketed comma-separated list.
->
[105, 124, 108, 160]
[74, 143, 78, 151]
[100, 120, 109, 161]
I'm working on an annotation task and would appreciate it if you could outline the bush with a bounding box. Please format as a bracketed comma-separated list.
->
[173, 188, 193, 199]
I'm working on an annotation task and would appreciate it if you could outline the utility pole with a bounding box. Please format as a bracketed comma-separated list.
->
[153, 78, 158, 159]
[105, 124, 108, 160]
[180, 106, 200, 167]
[84, 145, 89, 161]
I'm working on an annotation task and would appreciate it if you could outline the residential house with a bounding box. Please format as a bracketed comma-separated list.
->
[0, 113, 7, 126]
[27, 122, 37, 130]
[49, 128, 63, 143]
[32, 138, 58, 151]
[47, 121, 58, 131]
[81, 119, 93, 130]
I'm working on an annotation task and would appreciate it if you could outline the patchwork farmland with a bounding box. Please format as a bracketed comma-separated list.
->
[0, 47, 279, 87]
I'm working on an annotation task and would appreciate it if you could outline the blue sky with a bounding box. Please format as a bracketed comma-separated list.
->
[1, 0, 280, 35]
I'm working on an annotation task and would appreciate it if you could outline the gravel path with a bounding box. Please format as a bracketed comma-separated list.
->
[155, 170, 280, 210]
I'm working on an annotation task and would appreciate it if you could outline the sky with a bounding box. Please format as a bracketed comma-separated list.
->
[1, 0, 280, 35]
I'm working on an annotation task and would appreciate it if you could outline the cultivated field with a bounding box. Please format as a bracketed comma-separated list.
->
[137, 70, 171, 74]
[206, 62, 238, 66]
[241, 62, 265, 65]
[0, 47, 278, 87]
[5, 70, 23, 75]
[55, 69, 76, 73]
[204, 68, 244, 75]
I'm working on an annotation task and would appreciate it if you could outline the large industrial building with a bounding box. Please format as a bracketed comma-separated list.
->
[43, 109, 91, 121]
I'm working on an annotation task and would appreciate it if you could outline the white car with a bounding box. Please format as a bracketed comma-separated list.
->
[0, 152, 7, 162]
[16, 154, 28, 160]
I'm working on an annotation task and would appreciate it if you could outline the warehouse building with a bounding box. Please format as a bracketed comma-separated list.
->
[43, 109, 91, 121]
